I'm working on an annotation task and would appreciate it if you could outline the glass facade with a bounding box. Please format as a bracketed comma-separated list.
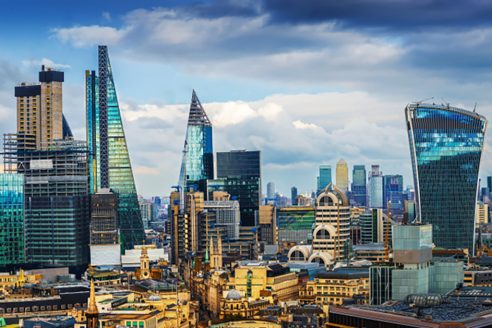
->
[277, 206, 315, 244]
[179, 90, 213, 192]
[405, 103, 487, 252]
[351, 165, 366, 206]
[383, 175, 403, 213]
[317, 164, 332, 192]
[86, 45, 144, 249]
[0, 174, 25, 265]
[216, 150, 261, 226]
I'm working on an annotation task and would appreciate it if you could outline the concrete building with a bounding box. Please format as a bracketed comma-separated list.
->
[15, 66, 64, 149]
[258, 205, 277, 245]
[476, 201, 489, 226]
[368, 165, 383, 208]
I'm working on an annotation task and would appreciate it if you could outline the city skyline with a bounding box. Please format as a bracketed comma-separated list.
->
[1, 1, 492, 196]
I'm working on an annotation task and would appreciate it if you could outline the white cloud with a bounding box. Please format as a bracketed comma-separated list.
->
[52, 25, 129, 47]
[22, 58, 71, 69]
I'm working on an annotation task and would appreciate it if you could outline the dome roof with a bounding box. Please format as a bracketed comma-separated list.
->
[226, 289, 242, 300]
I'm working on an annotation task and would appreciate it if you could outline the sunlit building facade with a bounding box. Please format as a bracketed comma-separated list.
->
[336, 159, 349, 192]
[405, 103, 487, 252]
[86, 45, 144, 249]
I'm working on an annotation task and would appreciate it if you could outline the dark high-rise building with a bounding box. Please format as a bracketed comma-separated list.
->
[86, 45, 144, 249]
[488, 176, 492, 195]
[216, 150, 261, 226]
[179, 90, 213, 192]
[405, 103, 487, 252]
[317, 164, 331, 193]
[291, 186, 298, 205]
[351, 165, 366, 206]
[383, 175, 403, 213]
[4, 137, 90, 267]
[0, 173, 25, 266]
[90, 189, 120, 266]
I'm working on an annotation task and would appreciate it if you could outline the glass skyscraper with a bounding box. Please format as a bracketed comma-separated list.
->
[179, 90, 213, 192]
[317, 164, 332, 192]
[86, 45, 144, 249]
[215, 150, 261, 226]
[0, 173, 25, 265]
[351, 165, 366, 206]
[405, 103, 487, 252]
[383, 175, 403, 213]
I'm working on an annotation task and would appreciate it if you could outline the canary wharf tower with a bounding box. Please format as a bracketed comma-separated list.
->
[86, 46, 144, 249]
[405, 103, 487, 252]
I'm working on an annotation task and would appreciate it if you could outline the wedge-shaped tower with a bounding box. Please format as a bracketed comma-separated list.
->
[179, 90, 214, 192]
[86, 45, 144, 249]
[405, 103, 487, 253]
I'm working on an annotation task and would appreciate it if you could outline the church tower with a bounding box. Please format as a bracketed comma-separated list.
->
[139, 246, 150, 279]
[86, 280, 99, 328]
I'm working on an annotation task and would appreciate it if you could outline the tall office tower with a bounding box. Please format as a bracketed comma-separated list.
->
[4, 138, 90, 267]
[86, 45, 144, 249]
[178, 90, 214, 192]
[336, 159, 349, 192]
[90, 189, 120, 266]
[204, 196, 241, 241]
[0, 173, 25, 265]
[139, 199, 153, 229]
[311, 183, 350, 264]
[15, 66, 64, 149]
[351, 165, 367, 206]
[383, 175, 403, 213]
[368, 165, 383, 208]
[405, 103, 487, 252]
[258, 205, 277, 245]
[291, 186, 298, 205]
[215, 150, 261, 226]
[317, 164, 332, 192]
[359, 209, 392, 245]
[266, 182, 275, 200]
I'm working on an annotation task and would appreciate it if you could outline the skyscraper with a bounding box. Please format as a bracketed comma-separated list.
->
[267, 182, 275, 200]
[179, 90, 214, 192]
[368, 165, 383, 208]
[0, 173, 25, 265]
[215, 150, 261, 226]
[291, 186, 298, 205]
[405, 103, 487, 252]
[15, 66, 64, 149]
[383, 175, 403, 213]
[86, 45, 144, 249]
[351, 165, 366, 206]
[317, 164, 332, 192]
[336, 159, 349, 192]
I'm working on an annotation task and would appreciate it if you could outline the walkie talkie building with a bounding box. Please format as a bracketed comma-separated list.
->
[405, 103, 487, 252]
[86, 46, 144, 250]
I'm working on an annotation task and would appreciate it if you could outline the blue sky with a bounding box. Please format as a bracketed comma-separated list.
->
[1, 0, 492, 197]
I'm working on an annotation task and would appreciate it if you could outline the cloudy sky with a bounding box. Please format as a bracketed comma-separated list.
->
[1, 0, 492, 197]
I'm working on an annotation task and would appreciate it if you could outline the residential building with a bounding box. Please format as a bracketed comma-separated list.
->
[86, 45, 144, 249]
[405, 103, 487, 252]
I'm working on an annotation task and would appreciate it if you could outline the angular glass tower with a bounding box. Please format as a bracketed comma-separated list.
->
[179, 90, 214, 192]
[86, 45, 144, 250]
[405, 103, 487, 252]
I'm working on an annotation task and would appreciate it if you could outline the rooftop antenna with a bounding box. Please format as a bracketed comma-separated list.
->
[473, 102, 477, 113]
[414, 97, 434, 105]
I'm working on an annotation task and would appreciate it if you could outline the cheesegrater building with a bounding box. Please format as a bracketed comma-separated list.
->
[405, 103, 487, 252]
[86, 45, 144, 250]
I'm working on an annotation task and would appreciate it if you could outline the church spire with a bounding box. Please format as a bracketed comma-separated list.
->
[86, 279, 99, 328]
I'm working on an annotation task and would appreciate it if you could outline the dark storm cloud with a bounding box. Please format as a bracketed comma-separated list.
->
[185, 0, 261, 19]
[261, 0, 492, 31]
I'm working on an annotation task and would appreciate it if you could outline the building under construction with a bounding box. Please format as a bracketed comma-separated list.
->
[3, 134, 90, 268]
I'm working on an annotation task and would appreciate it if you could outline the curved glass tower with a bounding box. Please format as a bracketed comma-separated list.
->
[405, 103, 487, 252]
